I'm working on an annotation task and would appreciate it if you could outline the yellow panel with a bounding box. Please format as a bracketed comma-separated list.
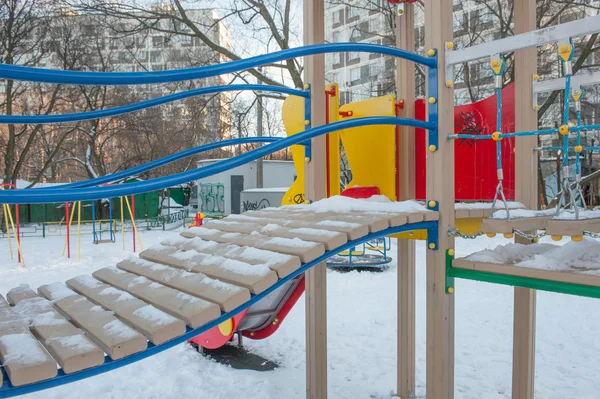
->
[339, 95, 397, 200]
[455, 218, 483, 235]
[391, 230, 428, 240]
[281, 95, 307, 206]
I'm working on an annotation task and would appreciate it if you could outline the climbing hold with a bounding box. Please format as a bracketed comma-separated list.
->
[486, 233, 496, 238]
[428, 97, 437, 104]
[551, 235, 562, 241]
[445, 41, 454, 49]
[428, 144, 437, 152]
[559, 124, 569, 135]
[575, 145, 583, 153]
[503, 233, 513, 239]
[427, 49, 436, 57]
[447, 249, 455, 257]
[572, 235, 583, 242]
[492, 131, 502, 141]
[428, 243, 436, 249]
[428, 200, 437, 208]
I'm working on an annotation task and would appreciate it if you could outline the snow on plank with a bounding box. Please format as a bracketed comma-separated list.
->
[8, 285, 104, 374]
[454, 201, 525, 219]
[38, 283, 147, 360]
[66, 275, 185, 345]
[181, 227, 325, 262]
[481, 208, 554, 234]
[204, 219, 347, 250]
[453, 238, 600, 287]
[93, 267, 221, 329]
[163, 237, 301, 278]
[220, 214, 369, 240]
[117, 257, 250, 312]
[139, 244, 278, 294]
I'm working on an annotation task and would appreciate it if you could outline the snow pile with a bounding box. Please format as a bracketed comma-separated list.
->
[47, 334, 98, 352]
[316, 220, 361, 228]
[465, 238, 600, 272]
[103, 320, 139, 339]
[267, 237, 317, 249]
[0, 334, 50, 365]
[492, 207, 556, 219]
[289, 228, 339, 237]
[72, 275, 103, 289]
[261, 195, 431, 214]
[188, 227, 221, 236]
[260, 224, 281, 233]
[230, 246, 295, 266]
[44, 283, 77, 301]
[455, 201, 524, 210]
[132, 305, 178, 326]
[201, 256, 271, 276]
[553, 209, 600, 220]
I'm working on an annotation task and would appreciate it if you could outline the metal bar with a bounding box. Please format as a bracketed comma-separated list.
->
[446, 15, 600, 68]
[0, 43, 436, 86]
[0, 220, 437, 399]
[533, 70, 600, 94]
[0, 116, 436, 204]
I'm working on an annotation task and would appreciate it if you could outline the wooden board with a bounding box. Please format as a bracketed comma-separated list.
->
[481, 217, 552, 234]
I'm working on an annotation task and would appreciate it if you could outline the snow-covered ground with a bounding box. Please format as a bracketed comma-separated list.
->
[1, 230, 599, 398]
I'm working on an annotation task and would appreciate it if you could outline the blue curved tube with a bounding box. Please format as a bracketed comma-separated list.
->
[0, 116, 435, 203]
[35, 137, 283, 190]
[0, 43, 436, 86]
[0, 85, 306, 124]
[0, 221, 437, 399]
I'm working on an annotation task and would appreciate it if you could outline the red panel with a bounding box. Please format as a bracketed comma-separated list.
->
[189, 310, 248, 349]
[341, 186, 381, 199]
[415, 84, 515, 201]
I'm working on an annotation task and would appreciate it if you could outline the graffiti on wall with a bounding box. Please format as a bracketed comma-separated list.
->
[242, 198, 271, 211]
[199, 183, 225, 215]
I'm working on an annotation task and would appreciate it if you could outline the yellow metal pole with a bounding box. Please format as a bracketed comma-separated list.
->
[124, 196, 143, 251]
[3, 204, 14, 260]
[77, 201, 81, 262]
[120, 197, 125, 250]
[62, 202, 77, 256]
[5, 205, 24, 267]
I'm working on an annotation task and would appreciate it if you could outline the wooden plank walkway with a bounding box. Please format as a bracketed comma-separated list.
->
[0, 202, 437, 388]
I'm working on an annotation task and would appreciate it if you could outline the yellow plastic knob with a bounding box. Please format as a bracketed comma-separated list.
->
[447, 80, 454, 87]
[575, 145, 583, 153]
[427, 49, 436, 57]
[447, 287, 454, 294]
[428, 243, 436, 249]
[445, 41, 454, 49]
[492, 131, 502, 141]
[447, 249, 455, 257]
[303, 83, 310, 90]
[572, 235, 583, 242]
[503, 233, 513, 239]
[533, 104, 539, 110]
[551, 235, 562, 241]
[558, 44, 569, 54]
[559, 125, 569, 135]
[486, 233, 496, 238]
[428, 144, 437, 152]
[428, 200, 437, 208]
[304, 120, 310, 126]
[532, 237, 539, 243]
[304, 157, 310, 163]
[428, 97, 437, 104]
[533, 74, 540, 81]
[491, 59, 499, 68]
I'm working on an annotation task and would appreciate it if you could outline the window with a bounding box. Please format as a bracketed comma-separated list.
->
[480, 10, 493, 24]
[333, 52, 342, 65]
[348, 51, 360, 62]
[152, 36, 164, 48]
[331, 72, 340, 84]
[369, 64, 379, 77]
[181, 36, 193, 46]
[369, 0, 379, 11]
[150, 51, 162, 62]
[137, 37, 146, 48]
[332, 31, 341, 43]
[332, 9, 343, 25]
[350, 28, 362, 42]
[347, 6, 360, 20]
[453, 13, 465, 32]
[110, 38, 120, 49]
[350, 67, 361, 82]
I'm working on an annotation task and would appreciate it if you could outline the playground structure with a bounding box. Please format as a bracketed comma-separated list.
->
[1, 1, 600, 399]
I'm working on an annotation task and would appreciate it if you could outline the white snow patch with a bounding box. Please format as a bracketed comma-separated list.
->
[160, 236, 188, 247]
[230, 246, 294, 266]
[0, 334, 50, 365]
[44, 283, 77, 301]
[171, 250, 198, 261]
[553, 209, 600, 220]
[260, 224, 281, 233]
[267, 237, 316, 249]
[72, 275, 103, 289]
[103, 320, 139, 339]
[128, 276, 150, 287]
[316, 220, 361, 229]
[272, 195, 432, 214]
[492, 207, 556, 219]
[98, 287, 135, 302]
[176, 292, 200, 303]
[455, 201, 524, 210]
[201, 256, 270, 276]
[289, 228, 338, 237]
[221, 232, 241, 239]
[189, 227, 221, 236]
[132, 305, 177, 326]
[47, 334, 97, 352]
[186, 238, 220, 252]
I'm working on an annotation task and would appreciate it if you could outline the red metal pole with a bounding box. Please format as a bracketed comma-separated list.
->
[15, 204, 20, 263]
[65, 202, 71, 259]
[132, 195, 136, 253]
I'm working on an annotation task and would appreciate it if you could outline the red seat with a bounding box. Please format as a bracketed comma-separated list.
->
[340, 186, 380, 199]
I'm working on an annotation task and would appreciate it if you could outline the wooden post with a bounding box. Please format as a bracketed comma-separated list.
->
[303, 0, 327, 397]
[512, 0, 537, 397]
[425, 1, 455, 398]
[396, 4, 416, 398]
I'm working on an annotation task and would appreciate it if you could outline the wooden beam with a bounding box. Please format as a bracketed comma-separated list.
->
[396, 3, 416, 399]
[513, 0, 537, 397]
[303, 0, 327, 397]
[425, 1, 455, 398]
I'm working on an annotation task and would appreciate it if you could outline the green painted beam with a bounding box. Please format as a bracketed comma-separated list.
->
[448, 266, 600, 300]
